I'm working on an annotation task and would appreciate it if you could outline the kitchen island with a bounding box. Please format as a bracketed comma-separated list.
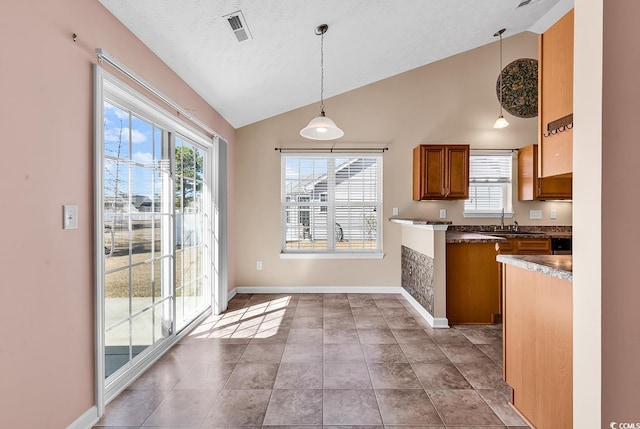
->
[498, 254, 572, 429]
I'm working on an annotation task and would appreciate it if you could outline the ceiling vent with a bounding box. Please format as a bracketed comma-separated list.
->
[516, 0, 543, 8]
[224, 10, 252, 42]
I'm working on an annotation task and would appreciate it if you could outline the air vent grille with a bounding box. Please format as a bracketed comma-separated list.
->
[227, 15, 242, 31]
[224, 10, 252, 42]
[516, 0, 542, 8]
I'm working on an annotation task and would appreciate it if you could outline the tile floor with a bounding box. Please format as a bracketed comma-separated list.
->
[95, 292, 529, 428]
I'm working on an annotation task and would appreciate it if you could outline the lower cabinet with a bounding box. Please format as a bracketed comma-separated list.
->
[496, 237, 551, 255]
[446, 242, 500, 324]
[503, 264, 573, 428]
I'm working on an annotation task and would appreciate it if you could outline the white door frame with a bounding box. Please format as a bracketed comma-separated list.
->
[93, 65, 227, 415]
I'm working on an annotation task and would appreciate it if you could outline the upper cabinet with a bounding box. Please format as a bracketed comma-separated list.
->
[413, 144, 469, 200]
[518, 144, 572, 200]
[538, 9, 574, 178]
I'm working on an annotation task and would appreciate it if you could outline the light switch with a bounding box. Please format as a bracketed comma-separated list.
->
[439, 209, 447, 219]
[392, 207, 399, 216]
[529, 209, 543, 220]
[63, 205, 78, 229]
[256, 261, 262, 270]
[550, 209, 557, 220]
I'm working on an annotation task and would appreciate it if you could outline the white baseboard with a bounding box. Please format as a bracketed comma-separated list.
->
[229, 285, 449, 328]
[66, 405, 98, 429]
[398, 289, 449, 328]
[227, 287, 237, 300]
[233, 285, 403, 295]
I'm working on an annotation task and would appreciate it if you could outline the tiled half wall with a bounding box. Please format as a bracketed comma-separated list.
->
[401, 245, 435, 316]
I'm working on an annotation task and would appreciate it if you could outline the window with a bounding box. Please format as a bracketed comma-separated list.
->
[464, 153, 513, 217]
[281, 154, 382, 255]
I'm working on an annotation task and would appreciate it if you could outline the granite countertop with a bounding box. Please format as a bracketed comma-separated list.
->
[497, 255, 573, 281]
[388, 217, 453, 226]
[446, 231, 506, 244]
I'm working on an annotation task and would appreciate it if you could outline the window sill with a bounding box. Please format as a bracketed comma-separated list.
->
[463, 212, 514, 219]
[280, 252, 385, 260]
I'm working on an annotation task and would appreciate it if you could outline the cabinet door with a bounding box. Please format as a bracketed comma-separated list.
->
[413, 145, 446, 200]
[516, 238, 551, 254]
[537, 176, 572, 200]
[539, 9, 573, 177]
[496, 238, 517, 254]
[446, 145, 470, 199]
[518, 144, 571, 200]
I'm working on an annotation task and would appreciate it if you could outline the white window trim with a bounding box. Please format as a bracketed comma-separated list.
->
[463, 151, 514, 218]
[279, 252, 385, 260]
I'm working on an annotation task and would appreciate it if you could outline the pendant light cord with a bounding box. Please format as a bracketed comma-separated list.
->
[320, 29, 325, 115]
[498, 31, 504, 116]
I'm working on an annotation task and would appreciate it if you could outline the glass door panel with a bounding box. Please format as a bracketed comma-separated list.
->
[175, 137, 210, 330]
[103, 102, 173, 381]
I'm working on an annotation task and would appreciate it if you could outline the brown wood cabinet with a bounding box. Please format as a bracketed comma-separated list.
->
[503, 264, 573, 428]
[496, 236, 552, 255]
[538, 9, 574, 178]
[413, 145, 469, 200]
[518, 144, 571, 200]
[446, 242, 500, 324]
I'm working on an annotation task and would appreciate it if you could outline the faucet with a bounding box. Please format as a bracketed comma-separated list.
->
[513, 220, 519, 232]
[500, 208, 505, 230]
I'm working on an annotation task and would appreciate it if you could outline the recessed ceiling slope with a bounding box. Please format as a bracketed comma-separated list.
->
[98, 0, 571, 128]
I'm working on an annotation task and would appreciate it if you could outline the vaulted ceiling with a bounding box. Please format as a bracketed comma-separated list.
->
[99, 0, 572, 128]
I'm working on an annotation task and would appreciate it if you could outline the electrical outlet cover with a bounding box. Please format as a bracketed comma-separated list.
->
[529, 209, 543, 220]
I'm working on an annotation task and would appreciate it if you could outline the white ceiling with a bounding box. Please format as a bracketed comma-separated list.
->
[99, 0, 573, 128]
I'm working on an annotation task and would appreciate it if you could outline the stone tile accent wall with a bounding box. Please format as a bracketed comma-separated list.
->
[401, 245, 435, 315]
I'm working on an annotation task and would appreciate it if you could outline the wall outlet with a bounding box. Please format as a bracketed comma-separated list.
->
[529, 210, 543, 220]
[63, 205, 78, 229]
[439, 209, 447, 219]
[392, 207, 399, 216]
[256, 261, 262, 270]
[550, 209, 557, 220]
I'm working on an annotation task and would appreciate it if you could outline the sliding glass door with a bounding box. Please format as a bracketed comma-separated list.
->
[97, 69, 215, 399]
[103, 102, 175, 378]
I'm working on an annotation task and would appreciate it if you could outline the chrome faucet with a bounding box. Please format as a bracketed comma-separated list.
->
[513, 220, 519, 232]
[500, 208, 505, 230]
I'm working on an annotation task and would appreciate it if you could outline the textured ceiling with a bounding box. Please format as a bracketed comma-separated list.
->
[99, 0, 573, 128]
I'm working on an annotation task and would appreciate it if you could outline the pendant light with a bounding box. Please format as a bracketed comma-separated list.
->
[300, 24, 344, 140]
[493, 28, 509, 129]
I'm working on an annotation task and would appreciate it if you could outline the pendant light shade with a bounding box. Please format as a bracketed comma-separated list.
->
[300, 111, 344, 140]
[493, 115, 509, 129]
[493, 28, 509, 129]
[300, 24, 344, 140]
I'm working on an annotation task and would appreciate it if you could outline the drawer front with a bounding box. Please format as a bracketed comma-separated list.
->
[517, 238, 551, 254]
[496, 238, 516, 254]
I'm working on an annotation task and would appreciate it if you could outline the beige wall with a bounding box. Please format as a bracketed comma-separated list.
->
[573, 1, 603, 425]
[235, 31, 571, 288]
[0, 1, 235, 427]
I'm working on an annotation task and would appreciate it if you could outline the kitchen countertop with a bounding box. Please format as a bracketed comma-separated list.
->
[497, 254, 573, 281]
[446, 232, 506, 244]
[388, 217, 453, 226]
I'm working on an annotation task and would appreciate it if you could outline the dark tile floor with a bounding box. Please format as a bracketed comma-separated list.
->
[95, 292, 529, 428]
